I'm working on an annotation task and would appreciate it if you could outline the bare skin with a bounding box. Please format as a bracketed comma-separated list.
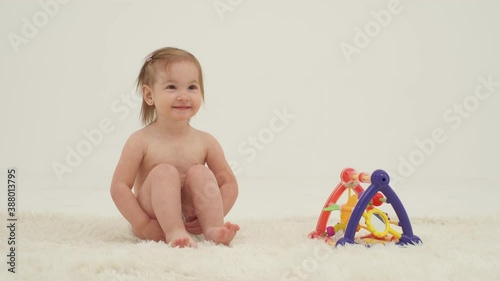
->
[110, 61, 239, 248]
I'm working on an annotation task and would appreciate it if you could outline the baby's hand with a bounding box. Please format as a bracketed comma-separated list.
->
[184, 219, 203, 235]
[133, 219, 166, 242]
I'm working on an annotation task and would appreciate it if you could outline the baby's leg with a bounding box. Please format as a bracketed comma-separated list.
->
[183, 165, 239, 245]
[137, 163, 196, 248]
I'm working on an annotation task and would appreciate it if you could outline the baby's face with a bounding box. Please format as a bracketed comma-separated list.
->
[150, 61, 203, 122]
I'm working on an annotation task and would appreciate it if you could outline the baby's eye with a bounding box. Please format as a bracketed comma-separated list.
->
[166, 85, 176, 90]
[188, 85, 198, 90]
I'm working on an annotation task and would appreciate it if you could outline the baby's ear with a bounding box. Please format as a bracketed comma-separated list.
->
[142, 85, 154, 106]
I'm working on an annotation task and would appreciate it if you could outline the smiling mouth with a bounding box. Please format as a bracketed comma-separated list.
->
[172, 106, 191, 109]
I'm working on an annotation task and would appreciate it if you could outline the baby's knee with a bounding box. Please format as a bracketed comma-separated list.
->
[184, 165, 218, 192]
[149, 163, 179, 182]
[185, 164, 214, 180]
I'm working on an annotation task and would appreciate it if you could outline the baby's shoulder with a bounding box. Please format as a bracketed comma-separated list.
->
[191, 129, 223, 152]
[124, 127, 150, 147]
[129, 127, 148, 140]
[193, 128, 217, 143]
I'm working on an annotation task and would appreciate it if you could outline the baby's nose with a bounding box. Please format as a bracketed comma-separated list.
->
[177, 94, 189, 101]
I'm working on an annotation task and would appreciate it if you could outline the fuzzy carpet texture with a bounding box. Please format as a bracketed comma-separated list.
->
[0, 212, 499, 281]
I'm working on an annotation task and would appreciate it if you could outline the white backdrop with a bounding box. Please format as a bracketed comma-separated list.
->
[1, 0, 499, 218]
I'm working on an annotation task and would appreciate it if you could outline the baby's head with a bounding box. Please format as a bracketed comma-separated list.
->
[136, 47, 204, 125]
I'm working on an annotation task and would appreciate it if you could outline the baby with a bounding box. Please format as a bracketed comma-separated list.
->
[110, 47, 239, 248]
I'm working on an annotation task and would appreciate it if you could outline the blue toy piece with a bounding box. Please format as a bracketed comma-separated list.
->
[335, 169, 422, 247]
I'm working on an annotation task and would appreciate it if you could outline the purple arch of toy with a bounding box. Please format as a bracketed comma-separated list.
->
[336, 169, 422, 247]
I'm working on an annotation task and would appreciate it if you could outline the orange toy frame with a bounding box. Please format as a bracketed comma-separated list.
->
[308, 168, 367, 239]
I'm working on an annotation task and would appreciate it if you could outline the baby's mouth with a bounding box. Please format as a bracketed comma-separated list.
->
[173, 105, 191, 109]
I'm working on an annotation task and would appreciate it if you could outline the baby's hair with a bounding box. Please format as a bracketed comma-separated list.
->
[136, 47, 204, 125]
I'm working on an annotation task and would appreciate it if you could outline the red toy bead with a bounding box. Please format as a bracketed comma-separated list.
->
[372, 192, 385, 206]
[341, 168, 356, 183]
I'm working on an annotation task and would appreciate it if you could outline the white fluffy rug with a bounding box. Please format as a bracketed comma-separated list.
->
[1, 212, 499, 281]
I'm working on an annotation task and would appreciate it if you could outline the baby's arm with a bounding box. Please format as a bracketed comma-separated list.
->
[205, 133, 238, 216]
[110, 132, 164, 241]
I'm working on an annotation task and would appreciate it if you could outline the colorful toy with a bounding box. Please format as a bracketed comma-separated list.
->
[308, 168, 422, 246]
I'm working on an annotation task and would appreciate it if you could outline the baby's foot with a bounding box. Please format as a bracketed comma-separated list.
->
[167, 230, 197, 248]
[204, 222, 240, 246]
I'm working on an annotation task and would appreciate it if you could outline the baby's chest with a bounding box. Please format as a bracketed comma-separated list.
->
[144, 142, 206, 169]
